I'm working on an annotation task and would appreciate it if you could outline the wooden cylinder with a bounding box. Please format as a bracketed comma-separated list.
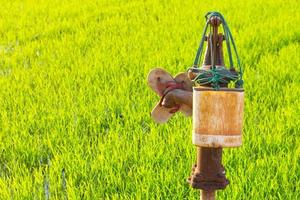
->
[193, 87, 244, 148]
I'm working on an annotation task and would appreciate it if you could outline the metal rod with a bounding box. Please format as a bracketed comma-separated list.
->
[201, 190, 215, 200]
[212, 18, 218, 68]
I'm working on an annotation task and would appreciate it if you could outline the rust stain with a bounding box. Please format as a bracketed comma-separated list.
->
[193, 90, 244, 136]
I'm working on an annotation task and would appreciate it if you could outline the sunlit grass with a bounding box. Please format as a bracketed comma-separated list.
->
[0, 0, 299, 199]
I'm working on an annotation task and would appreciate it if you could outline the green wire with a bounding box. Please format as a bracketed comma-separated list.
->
[190, 11, 244, 89]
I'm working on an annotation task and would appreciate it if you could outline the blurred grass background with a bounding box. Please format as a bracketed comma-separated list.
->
[0, 0, 299, 199]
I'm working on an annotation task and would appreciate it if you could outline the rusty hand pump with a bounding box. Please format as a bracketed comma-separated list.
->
[147, 11, 244, 200]
[187, 12, 244, 199]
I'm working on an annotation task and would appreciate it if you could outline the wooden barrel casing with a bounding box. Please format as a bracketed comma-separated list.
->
[193, 87, 244, 148]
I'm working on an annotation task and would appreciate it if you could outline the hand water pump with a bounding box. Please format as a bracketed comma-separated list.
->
[147, 11, 245, 200]
[187, 11, 244, 199]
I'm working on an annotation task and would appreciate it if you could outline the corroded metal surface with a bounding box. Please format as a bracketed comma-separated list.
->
[201, 190, 216, 200]
[193, 88, 244, 147]
[187, 147, 229, 191]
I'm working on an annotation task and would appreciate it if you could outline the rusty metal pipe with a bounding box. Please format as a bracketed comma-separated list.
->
[201, 190, 215, 200]
[188, 16, 230, 200]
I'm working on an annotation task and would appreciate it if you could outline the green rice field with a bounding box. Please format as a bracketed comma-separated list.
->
[0, 0, 299, 199]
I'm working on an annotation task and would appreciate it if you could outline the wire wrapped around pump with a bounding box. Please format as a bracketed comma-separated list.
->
[188, 11, 244, 90]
